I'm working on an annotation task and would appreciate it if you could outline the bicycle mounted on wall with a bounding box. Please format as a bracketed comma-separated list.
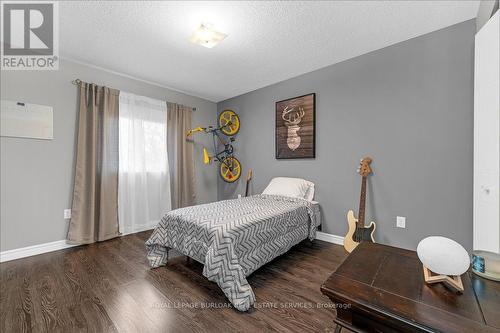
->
[187, 110, 241, 183]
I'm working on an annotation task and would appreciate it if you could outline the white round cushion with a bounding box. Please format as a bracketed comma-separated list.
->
[417, 236, 470, 276]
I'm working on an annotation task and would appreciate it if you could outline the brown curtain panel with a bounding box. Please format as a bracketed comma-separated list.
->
[167, 102, 196, 209]
[67, 83, 120, 244]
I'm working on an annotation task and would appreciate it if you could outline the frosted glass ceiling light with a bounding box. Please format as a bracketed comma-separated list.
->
[189, 24, 227, 48]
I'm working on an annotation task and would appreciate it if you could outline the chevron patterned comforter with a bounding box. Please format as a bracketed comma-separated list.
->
[145, 194, 320, 311]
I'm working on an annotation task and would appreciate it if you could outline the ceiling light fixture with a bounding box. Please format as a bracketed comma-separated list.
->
[189, 23, 227, 48]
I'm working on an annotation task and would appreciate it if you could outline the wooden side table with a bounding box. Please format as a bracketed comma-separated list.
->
[321, 242, 500, 333]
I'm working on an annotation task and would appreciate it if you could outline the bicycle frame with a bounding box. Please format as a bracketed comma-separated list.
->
[190, 124, 234, 166]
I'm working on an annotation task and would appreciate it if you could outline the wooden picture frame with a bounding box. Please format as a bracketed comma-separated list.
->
[275, 93, 315, 159]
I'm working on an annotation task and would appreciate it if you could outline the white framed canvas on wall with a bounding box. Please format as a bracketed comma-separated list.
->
[0, 100, 54, 140]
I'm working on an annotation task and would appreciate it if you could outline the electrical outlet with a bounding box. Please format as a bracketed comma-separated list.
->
[64, 209, 72, 219]
[396, 216, 406, 228]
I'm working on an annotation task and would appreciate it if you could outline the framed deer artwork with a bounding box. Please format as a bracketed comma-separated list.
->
[275, 93, 315, 159]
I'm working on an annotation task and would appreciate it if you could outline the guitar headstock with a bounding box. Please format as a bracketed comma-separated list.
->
[357, 157, 373, 177]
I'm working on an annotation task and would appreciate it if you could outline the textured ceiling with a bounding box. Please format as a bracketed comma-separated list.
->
[60, 1, 479, 102]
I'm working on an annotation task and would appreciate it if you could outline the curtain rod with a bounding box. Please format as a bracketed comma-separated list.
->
[71, 78, 197, 111]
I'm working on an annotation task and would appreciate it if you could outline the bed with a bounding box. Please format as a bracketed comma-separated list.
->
[145, 178, 320, 311]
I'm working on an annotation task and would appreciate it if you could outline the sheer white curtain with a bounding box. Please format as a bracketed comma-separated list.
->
[118, 92, 171, 234]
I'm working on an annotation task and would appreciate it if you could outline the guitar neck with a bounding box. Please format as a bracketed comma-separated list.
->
[245, 180, 250, 197]
[358, 176, 367, 227]
[245, 170, 252, 197]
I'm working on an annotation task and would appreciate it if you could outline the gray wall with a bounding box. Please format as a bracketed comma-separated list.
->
[1, 59, 218, 251]
[218, 20, 475, 251]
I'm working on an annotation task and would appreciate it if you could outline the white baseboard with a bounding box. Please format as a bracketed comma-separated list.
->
[316, 231, 344, 245]
[0, 224, 157, 263]
[0, 240, 78, 263]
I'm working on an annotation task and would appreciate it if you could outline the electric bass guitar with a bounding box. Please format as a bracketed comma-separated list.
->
[343, 157, 377, 253]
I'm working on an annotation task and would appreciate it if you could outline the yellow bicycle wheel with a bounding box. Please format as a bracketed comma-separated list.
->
[220, 157, 241, 183]
[219, 110, 240, 136]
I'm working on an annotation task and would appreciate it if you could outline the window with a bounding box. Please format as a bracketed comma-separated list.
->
[118, 92, 171, 234]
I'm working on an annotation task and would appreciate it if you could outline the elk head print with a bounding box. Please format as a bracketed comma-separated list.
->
[276, 93, 315, 159]
[282, 105, 305, 151]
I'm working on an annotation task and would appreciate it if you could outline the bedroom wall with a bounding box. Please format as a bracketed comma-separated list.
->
[1, 59, 218, 251]
[217, 20, 475, 251]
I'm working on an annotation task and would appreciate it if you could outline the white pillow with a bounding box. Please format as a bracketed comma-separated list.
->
[262, 177, 314, 200]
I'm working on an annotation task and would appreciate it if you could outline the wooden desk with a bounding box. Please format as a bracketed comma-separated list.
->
[321, 242, 500, 333]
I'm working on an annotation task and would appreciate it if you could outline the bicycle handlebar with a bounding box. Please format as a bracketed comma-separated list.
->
[186, 127, 206, 137]
[186, 122, 232, 137]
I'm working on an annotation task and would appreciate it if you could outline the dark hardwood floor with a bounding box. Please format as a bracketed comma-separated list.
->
[1, 231, 348, 332]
